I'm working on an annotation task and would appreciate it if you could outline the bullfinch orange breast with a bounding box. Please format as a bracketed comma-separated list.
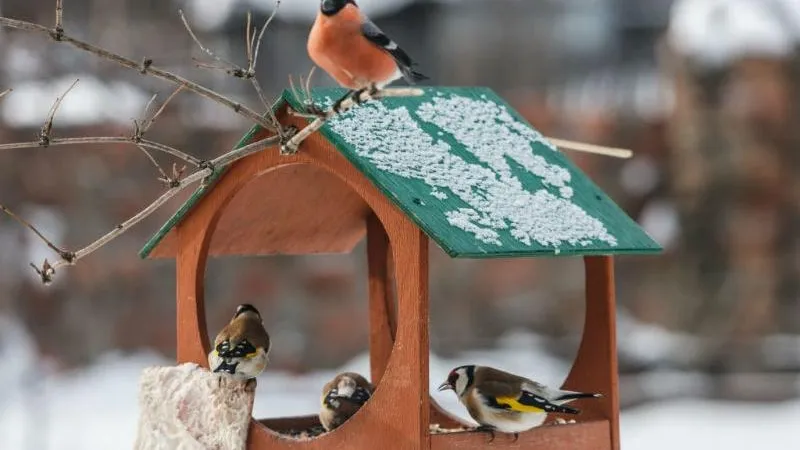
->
[307, 0, 427, 92]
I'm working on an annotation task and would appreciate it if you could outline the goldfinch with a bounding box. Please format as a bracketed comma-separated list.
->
[208, 304, 271, 380]
[437, 365, 602, 441]
[319, 372, 374, 431]
[307, 0, 427, 111]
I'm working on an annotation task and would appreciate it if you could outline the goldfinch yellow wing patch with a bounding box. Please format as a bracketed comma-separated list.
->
[495, 396, 545, 413]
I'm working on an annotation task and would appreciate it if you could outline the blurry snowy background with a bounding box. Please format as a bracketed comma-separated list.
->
[1, 0, 800, 448]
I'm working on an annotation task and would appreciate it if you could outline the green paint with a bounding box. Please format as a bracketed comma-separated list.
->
[140, 87, 661, 259]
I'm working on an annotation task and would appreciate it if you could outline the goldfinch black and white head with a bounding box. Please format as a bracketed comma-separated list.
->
[319, 372, 374, 431]
[208, 303, 271, 380]
[437, 365, 602, 440]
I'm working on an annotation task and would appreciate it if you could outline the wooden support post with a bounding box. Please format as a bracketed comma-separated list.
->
[387, 224, 431, 450]
[367, 214, 397, 385]
[175, 222, 213, 365]
[562, 256, 619, 450]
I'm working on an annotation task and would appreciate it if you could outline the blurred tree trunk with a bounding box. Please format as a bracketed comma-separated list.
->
[663, 40, 800, 371]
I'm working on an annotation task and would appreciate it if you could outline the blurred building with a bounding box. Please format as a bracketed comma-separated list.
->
[1, 0, 799, 404]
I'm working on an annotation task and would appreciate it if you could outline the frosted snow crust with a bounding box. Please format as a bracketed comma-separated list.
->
[322, 93, 617, 251]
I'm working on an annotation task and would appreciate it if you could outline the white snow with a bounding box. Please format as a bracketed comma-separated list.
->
[0, 317, 797, 450]
[1, 75, 149, 128]
[669, 0, 800, 68]
[323, 94, 617, 250]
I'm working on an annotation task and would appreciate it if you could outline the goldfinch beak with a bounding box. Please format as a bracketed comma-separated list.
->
[437, 381, 453, 392]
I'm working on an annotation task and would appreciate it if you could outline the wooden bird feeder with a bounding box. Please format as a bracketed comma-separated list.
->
[140, 87, 661, 450]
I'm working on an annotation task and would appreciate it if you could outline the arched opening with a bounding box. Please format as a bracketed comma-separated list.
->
[198, 161, 402, 440]
[428, 246, 587, 431]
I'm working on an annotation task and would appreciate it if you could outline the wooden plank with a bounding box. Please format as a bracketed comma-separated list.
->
[430, 420, 611, 450]
[561, 256, 619, 449]
[367, 214, 396, 384]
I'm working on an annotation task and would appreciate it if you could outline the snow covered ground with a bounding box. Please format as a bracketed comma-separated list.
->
[0, 321, 797, 450]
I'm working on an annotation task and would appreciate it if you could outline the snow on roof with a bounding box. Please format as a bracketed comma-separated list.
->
[140, 87, 661, 259]
[324, 93, 617, 250]
[669, 0, 800, 67]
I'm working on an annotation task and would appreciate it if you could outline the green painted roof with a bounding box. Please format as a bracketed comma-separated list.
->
[140, 87, 661, 259]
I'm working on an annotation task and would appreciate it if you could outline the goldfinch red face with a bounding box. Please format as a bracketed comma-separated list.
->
[437, 366, 473, 396]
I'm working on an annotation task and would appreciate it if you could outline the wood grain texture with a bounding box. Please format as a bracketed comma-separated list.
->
[150, 164, 369, 257]
[430, 420, 611, 450]
[560, 256, 619, 450]
[173, 108, 434, 449]
[367, 214, 396, 385]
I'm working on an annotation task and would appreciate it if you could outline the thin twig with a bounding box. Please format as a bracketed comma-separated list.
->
[0, 204, 73, 262]
[0, 137, 202, 166]
[250, 0, 281, 72]
[45, 134, 284, 275]
[11, 81, 422, 284]
[48, 166, 214, 274]
[138, 86, 183, 136]
[546, 138, 633, 159]
[135, 144, 170, 182]
[0, 88, 11, 100]
[281, 87, 425, 154]
[54, 0, 63, 37]
[40, 78, 79, 147]
[178, 9, 240, 73]
[0, 16, 278, 131]
[176, 8, 282, 137]
[245, 12, 254, 68]
[245, 4, 283, 136]
[303, 67, 316, 100]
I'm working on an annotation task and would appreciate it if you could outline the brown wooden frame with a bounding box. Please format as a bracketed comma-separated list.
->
[171, 111, 621, 449]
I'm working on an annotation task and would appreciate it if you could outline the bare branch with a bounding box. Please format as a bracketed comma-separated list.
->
[0, 16, 278, 131]
[158, 163, 187, 188]
[0, 204, 73, 262]
[135, 144, 170, 182]
[48, 165, 214, 274]
[303, 67, 316, 101]
[0, 88, 11, 100]
[245, 12, 254, 68]
[40, 78, 79, 147]
[137, 86, 183, 136]
[250, 0, 281, 72]
[281, 87, 425, 154]
[0, 137, 202, 166]
[178, 9, 240, 73]
[54, 0, 63, 37]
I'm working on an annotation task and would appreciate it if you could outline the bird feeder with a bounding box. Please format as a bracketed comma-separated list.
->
[140, 87, 661, 450]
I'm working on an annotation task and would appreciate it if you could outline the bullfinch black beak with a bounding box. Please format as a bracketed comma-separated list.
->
[437, 381, 453, 392]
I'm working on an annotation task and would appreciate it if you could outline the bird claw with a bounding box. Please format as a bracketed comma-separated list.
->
[512, 432, 519, 443]
[475, 425, 496, 443]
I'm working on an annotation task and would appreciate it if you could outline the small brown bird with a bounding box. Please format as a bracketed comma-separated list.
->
[438, 365, 602, 441]
[319, 372, 374, 431]
[307, 0, 427, 110]
[207, 304, 271, 380]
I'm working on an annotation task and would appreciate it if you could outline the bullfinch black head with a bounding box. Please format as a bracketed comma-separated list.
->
[321, 0, 357, 15]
